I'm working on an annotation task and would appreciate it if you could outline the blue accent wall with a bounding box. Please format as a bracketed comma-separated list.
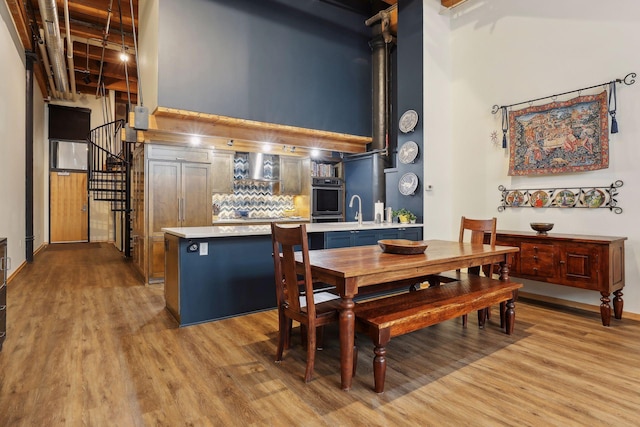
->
[157, 0, 372, 136]
[389, 0, 423, 221]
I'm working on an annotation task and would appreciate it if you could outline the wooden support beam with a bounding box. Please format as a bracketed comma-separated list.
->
[143, 107, 371, 154]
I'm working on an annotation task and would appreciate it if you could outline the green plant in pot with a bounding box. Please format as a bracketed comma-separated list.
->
[393, 208, 416, 224]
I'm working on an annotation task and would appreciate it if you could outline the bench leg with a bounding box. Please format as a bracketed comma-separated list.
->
[372, 329, 391, 393]
[505, 298, 515, 335]
[477, 308, 486, 328]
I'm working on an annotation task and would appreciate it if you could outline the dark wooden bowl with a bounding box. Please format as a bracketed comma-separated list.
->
[378, 239, 428, 255]
[530, 222, 554, 235]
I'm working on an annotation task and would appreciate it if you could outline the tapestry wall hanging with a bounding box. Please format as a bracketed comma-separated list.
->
[508, 90, 609, 176]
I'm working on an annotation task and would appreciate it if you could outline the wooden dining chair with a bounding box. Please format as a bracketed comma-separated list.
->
[438, 216, 498, 327]
[271, 223, 341, 382]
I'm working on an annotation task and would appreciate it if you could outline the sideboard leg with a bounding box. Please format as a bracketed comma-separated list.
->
[600, 292, 611, 327]
[613, 290, 624, 320]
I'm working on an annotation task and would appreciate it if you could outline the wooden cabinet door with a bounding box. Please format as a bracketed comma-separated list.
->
[559, 244, 600, 290]
[148, 161, 180, 283]
[181, 162, 212, 227]
[280, 156, 302, 194]
[148, 161, 180, 233]
[211, 152, 234, 193]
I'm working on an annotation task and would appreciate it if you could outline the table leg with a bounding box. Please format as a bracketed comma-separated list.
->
[600, 292, 611, 327]
[339, 296, 355, 391]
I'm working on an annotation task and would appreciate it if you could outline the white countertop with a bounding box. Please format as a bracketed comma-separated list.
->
[162, 221, 423, 239]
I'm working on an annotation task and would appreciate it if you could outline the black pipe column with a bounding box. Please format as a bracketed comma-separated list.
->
[367, 12, 395, 206]
[25, 52, 36, 263]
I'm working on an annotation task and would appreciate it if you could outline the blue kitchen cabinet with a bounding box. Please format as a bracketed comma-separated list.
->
[324, 227, 422, 249]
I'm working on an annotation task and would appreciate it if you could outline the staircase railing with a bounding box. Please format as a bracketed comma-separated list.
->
[87, 119, 135, 257]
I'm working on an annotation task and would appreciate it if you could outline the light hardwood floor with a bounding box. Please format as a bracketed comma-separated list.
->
[1, 242, 639, 426]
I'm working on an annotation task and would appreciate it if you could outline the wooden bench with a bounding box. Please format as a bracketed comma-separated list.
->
[354, 275, 523, 393]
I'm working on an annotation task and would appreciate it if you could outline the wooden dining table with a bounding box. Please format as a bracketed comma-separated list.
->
[295, 239, 520, 390]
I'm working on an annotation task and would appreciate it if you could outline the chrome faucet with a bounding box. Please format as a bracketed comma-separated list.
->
[349, 194, 362, 225]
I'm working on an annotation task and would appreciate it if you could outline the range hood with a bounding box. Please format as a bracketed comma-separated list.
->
[236, 152, 280, 182]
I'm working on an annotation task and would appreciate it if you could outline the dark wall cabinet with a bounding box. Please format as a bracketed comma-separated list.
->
[494, 231, 626, 326]
[1, 238, 8, 351]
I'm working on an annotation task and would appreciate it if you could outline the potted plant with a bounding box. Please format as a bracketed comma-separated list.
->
[393, 208, 416, 224]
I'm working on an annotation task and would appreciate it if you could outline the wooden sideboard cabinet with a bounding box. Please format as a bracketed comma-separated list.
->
[493, 230, 626, 326]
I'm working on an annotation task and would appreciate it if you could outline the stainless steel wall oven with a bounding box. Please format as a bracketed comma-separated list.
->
[311, 177, 344, 222]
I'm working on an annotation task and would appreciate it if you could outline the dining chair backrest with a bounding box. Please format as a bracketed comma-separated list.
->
[271, 223, 316, 320]
[459, 216, 497, 246]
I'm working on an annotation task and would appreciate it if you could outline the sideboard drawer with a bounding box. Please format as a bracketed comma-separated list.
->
[520, 242, 557, 277]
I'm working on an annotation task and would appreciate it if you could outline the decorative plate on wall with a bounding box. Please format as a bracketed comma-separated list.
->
[583, 189, 605, 208]
[398, 172, 419, 196]
[505, 190, 524, 206]
[529, 190, 550, 208]
[399, 109, 419, 133]
[554, 190, 576, 207]
[398, 141, 419, 164]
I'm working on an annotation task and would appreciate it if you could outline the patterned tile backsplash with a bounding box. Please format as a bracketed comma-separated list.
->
[212, 181, 294, 219]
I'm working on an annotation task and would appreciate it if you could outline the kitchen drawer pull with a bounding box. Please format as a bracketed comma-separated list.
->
[559, 260, 566, 264]
[533, 255, 538, 260]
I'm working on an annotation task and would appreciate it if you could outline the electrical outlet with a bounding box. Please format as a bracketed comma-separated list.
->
[199, 242, 208, 256]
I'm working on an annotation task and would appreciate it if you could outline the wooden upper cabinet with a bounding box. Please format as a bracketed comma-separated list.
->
[211, 151, 234, 194]
[280, 156, 303, 195]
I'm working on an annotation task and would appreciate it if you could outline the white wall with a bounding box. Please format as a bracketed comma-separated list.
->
[0, 6, 27, 274]
[425, 0, 640, 314]
[0, 2, 46, 276]
[423, 0, 455, 239]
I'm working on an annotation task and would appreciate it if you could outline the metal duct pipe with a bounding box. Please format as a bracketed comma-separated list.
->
[38, 0, 69, 96]
[38, 29, 59, 99]
[366, 10, 395, 206]
[64, 0, 77, 101]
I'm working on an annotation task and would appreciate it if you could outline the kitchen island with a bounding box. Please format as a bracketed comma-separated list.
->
[162, 222, 423, 326]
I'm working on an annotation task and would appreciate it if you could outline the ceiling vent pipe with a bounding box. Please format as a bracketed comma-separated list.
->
[37, 0, 70, 97]
[63, 0, 77, 101]
[37, 29, 60, 99]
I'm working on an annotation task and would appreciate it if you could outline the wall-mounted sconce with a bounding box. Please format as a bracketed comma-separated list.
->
[227, 139, 234, 146]
[290, 146, 296, 153]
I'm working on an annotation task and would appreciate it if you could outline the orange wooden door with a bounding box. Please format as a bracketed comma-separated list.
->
[50, 171, 89, 243]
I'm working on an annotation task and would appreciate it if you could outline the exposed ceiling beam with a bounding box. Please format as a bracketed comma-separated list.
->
[441, 0, 468, 8]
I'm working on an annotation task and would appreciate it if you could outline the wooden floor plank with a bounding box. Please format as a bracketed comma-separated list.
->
[1, 242, 640, 426]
